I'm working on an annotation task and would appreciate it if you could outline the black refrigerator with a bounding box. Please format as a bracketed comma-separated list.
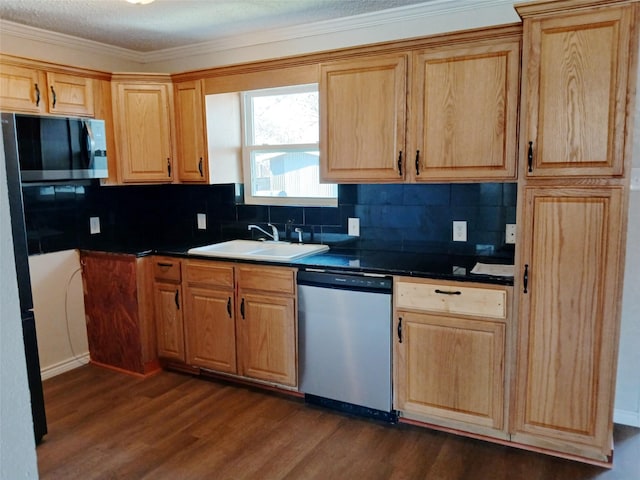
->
[2, 113, 47, 444]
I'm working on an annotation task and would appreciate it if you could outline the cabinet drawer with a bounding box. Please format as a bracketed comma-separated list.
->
[237, 265, 296, 295]
[395, 280, 507, 320]
[153, 257, 181, 283]
[186, 260, 234, 289]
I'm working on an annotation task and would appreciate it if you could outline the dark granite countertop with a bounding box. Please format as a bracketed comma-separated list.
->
[80, 239, 514, 286]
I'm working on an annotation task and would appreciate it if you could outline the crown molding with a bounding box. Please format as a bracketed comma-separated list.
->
[143, 0, 517, 63]
[0, 19, 146, 63]
[1, 0, 518, 67]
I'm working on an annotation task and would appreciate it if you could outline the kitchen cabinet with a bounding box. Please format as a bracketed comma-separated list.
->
[180, 260, 297, 388]
[394, 278, 510, 438]
[80, 251, 157, 375]
[184, 260, 237, 373]
[111, 74, 175, 183]
[174, 80, 209, 183]
[519, 3, 635, 178]
[153, 257, 185, 362]
[237, 265, 297, 387]
[511, 0, 638, 463]
[0, 58, 95, 116]
[319, 27, 520, 183]
[512, 186, 625, 461]
[320, 54, 407, 182]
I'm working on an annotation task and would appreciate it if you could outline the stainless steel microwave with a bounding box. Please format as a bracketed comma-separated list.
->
[1, 113, 108, 182]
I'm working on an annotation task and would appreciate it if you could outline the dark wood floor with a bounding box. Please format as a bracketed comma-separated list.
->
[37, 365, 639, 480]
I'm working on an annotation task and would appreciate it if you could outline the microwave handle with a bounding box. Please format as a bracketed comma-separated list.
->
[83, 122, 96, 168]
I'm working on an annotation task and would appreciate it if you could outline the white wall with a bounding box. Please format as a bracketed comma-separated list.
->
[0, 127, 40, 479]
[29, 250, 89, 380]
[614, 47, 640, 427]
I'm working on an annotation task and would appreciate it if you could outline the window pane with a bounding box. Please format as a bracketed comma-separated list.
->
[251, 91, 319, 145]
[250, 149, 337, 199]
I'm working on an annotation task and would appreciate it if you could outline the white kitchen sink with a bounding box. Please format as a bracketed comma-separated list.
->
[187, 239, 329, 262]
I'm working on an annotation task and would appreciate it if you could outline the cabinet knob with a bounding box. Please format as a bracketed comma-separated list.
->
[34, 83, 40, 107]
[527, 141, 533, 173]
[398, 151, 403, 176]
[174, 289, 180, 309]
[415, 150, 420, 176]
[198, 158, 203, 177]
[397, 317, 403, 343]
[240, 298, 245, 319]
[226, 297, 232, 318]
[523, 264, 529, 294]
[167, 158, 172, 177]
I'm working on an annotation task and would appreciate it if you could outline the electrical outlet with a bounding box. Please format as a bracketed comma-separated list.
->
[453, 221, 467, 242]
[348, 217, 360, 236]
[197, 213, 207, 230]
[506, 224, 516, 244]
[89, 216, 100, 235]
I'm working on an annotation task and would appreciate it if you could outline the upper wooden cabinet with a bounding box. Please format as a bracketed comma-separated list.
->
[174, 80, 209, 183]
[319, 28, 521, 183]
[0, 62, 95, 116]
[111, 75, 175, 183]
[518, 2, 636, 177]
[410, 39, 520, 181]
[320, 54, 407, 182]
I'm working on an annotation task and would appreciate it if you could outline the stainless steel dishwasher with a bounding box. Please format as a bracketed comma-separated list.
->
[297, 269, 396, 422]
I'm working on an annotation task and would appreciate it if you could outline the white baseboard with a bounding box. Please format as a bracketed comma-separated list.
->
[614, 408, 640, 428]
[40, 353, 90, 380]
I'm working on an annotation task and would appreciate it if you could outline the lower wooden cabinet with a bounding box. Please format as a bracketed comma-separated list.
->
[152, 257, 185, 362]
[237, 291, 296, 386]
[394, 277, 511, 438]
[184, 261, 237, 373]
[80, 251, 157, 375]
[179, 259, 298, 388]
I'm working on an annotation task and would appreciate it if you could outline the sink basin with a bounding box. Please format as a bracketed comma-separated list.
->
[187, 240, 329, 262]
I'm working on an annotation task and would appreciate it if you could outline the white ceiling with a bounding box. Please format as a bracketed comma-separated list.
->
[0, 0, 446, 53]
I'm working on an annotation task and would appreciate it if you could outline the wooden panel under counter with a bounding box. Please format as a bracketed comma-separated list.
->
[80, 251, 158, 376]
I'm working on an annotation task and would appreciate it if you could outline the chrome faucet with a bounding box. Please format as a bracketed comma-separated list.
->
[248, 223, 279, 242]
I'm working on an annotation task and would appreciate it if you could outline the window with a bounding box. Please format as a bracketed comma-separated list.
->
[242, 84, 337, 206]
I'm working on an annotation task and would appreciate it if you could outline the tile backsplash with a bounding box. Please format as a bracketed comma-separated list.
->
[22, 181, 516, 256]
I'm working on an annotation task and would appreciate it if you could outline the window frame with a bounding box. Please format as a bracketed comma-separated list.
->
[241, 84, 337, 207]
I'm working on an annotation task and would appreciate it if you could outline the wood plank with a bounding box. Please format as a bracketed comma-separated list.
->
[37, 365, 640, 479]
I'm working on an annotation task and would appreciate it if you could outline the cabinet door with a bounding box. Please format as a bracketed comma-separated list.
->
[0, 64, 45, 113]
[154, 282, 185, 361]
[175, 80, 208, 183]
[184, 287, 237, 373]
[237, 291, 296, 386]
[320, 54, 407, 182]
[114, 82, 174, 183]
[395, 312, 505, 430]
[513, 186, 624, 460]
[521, 6, 633, 177]
[410, 39, 519, 181]
[46, 72, 94, 116]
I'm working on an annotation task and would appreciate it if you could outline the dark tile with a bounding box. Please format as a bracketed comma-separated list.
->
[237, 204, 268, 222]
[269, 206, 304, 225]
[357, 184, 404, 205]
[403, 184, 450, 206]
[503, 182, 517, 207]
[338, 184, 358, 205]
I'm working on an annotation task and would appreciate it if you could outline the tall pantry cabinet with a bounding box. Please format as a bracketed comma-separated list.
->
[512, 0, 638, 463]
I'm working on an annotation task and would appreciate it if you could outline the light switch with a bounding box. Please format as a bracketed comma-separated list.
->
[197, 213, 207, 230]
[90, 217, 100, 235]
[453, 221, 467, 242]
[348, 217, 360, 236]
